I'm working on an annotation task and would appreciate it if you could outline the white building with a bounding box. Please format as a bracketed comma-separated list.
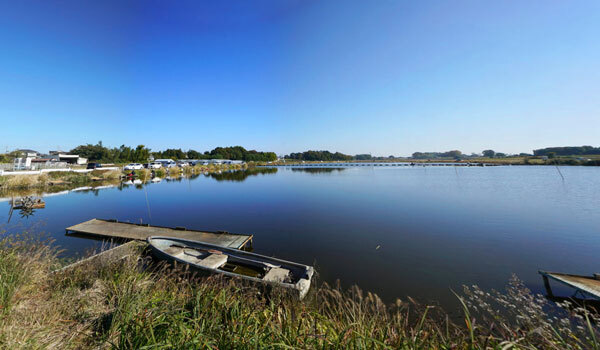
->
[49, 151, 87, 165]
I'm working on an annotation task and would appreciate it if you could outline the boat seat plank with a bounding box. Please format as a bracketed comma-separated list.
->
[164, 246, 183, 255]
[198, 254, 228, 269]
[264, 267, 290, 283]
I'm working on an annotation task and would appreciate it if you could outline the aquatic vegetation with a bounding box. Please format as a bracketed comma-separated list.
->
[154, 168, 166, 177]
[136, 168, 152, 182]
[0, 237, 598, 349]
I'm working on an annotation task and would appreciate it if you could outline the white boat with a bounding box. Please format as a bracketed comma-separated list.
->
[147, 236, 314, 299]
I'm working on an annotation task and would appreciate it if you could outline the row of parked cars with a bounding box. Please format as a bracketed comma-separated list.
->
[123, 159, 193, 171]
[89, 159, 242, 171]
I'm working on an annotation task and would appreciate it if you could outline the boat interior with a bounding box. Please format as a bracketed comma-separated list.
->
[162, 243, 296, 283]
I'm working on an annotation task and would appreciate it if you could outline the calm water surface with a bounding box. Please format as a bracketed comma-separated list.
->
[1, 165, 599, 308]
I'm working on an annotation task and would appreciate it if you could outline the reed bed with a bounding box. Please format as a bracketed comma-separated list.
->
[167, 166, 181, 175]
[0, 236, 598, 349]
[0, 170, 122, 190]
[136, 168, 152, 182]
[0, 174, 47, 189]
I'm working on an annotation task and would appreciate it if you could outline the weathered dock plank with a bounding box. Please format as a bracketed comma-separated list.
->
[55, 240, 144, 273]
[539, 271, 600, 299]
[66, 218, 252, 249]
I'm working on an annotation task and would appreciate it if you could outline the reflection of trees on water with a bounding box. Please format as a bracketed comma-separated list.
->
[1, 169, 279, 216]
[207, 167, 278, 182]
[290, 167, 347, 174]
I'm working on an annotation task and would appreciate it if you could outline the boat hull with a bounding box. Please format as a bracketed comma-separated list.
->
[147, 236, 314, 299]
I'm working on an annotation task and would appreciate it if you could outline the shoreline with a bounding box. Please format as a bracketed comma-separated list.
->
[269, 157, 600, 166]
[0, 163, 248, 192]
[0, 237, 598, 348]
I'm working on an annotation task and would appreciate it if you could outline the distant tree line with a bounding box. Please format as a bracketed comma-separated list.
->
[533, 146, 600, 156]
[69, 142, 276, 162]
[198, 146, 277, 162]
[412, 150, 463, 159]
[354, 154, 373, 160]
[70, 142, 151, 163]
[286, 150, 353, 161]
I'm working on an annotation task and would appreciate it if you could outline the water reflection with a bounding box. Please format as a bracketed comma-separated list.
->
[6, 196, 46, 222]
[206, 167, 278, 182]
[1, 165, 600, 309]
[0, 168, 277, 202]
[290, 167, 347, 174]
[2, 168, 275, 224]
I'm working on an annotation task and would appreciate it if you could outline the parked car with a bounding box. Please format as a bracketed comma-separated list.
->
[87, 163, 103, 169]
[143, 162, 162, 169]
[124, 163, 144, 170]
[177, 161, 190, 167]
[155, 159, 176, 168]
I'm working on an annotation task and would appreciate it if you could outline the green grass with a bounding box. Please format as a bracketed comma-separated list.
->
[0, 236, 598, 349]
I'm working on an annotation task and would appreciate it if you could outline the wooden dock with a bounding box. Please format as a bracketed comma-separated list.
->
[539, 271, 600, 300]
[55, 240, 143, 273]
[66, 218, 253, 249]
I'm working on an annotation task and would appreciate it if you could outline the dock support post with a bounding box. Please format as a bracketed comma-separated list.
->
[542, 275, 554, 298]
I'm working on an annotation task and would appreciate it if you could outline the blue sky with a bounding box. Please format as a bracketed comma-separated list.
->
[1, 0, 598, 156]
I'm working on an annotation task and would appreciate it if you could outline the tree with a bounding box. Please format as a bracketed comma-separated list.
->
[187, 150, 201, 159]
[133, 145, 151, 163]
[354, 154, 372, 160]
[71, 142, 110, 161]
[547, 152, 556, 159]
[482, 150, 495, 158]
[440, 150, 462, 158]
[412, 152, 439, 159]
[533, 146, 600, 156]
[69, 143, 276, 163]
[286, 150, 352, 161]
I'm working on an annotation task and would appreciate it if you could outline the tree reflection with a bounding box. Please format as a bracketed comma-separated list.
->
[290, 167, 347, 174]
[207, 167, 278, 182]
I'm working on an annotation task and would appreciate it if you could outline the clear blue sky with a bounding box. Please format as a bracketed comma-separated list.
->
[1, 0, 598, 156]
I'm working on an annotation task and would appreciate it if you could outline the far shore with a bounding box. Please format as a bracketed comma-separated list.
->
[0, 163, 247, 192]
[271, 155, 600, 166]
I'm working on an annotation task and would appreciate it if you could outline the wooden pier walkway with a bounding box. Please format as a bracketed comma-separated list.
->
[539, 271, 600, 299]
[55, 241, 143, 273]
[66, 218, 253, 249]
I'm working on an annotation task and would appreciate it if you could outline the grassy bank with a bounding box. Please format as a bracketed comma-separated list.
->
[0, 237, 598, 349]
[0, 170, 121, 190]
[0, 164, 248, 191]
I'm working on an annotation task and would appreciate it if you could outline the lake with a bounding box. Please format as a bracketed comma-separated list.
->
[1, 165, 599, 309]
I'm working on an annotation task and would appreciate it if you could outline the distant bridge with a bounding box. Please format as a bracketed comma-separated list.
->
[264, 162, 497, 167]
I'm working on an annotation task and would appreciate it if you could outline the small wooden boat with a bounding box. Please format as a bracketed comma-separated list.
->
[147, 236, 314, 299]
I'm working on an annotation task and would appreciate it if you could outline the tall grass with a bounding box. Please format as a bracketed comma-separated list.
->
[0, 174, 43, 189]
[0, 170, 122, 190]
[154, 168, 166, 177]
[136, 168, 151, 182]
[0, 238, 598, 349]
